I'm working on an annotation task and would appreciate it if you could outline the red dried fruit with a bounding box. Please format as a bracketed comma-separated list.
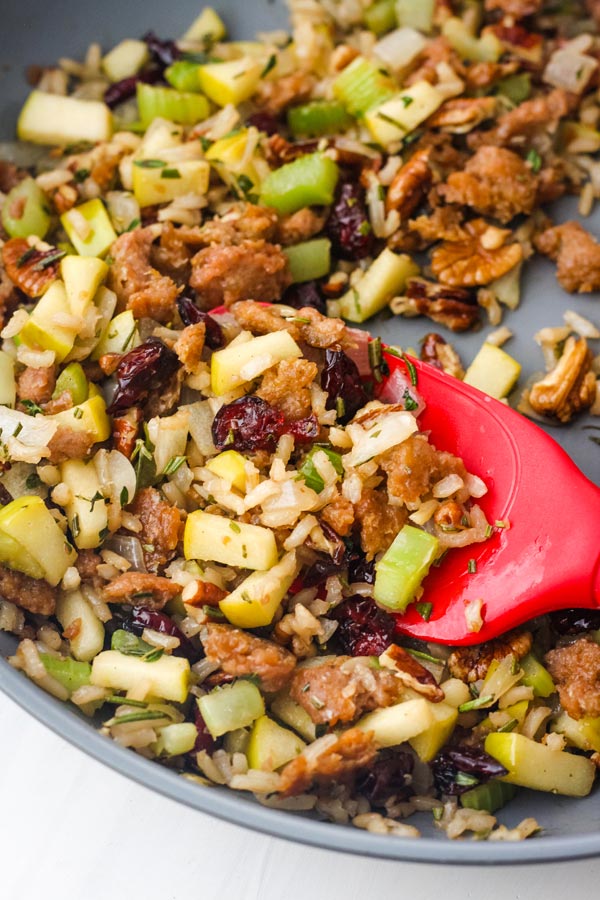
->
[177, 295, 225, 349]
[326, 182, 374, 260]
[246, 111, 281, 136]
[108, 337, 180, 414]
[550, 609, 600, 635]
[194, 705, 216, 753]
[143, 30, 180, 69]
[321, 348, 369, 423]
[212, 395, 318, 453]
[332, 596, 396, 657]
[356, 750, 414, 806]
[432, 746, 508, 796]
[282, 280, 326, 315]
[104, 68, 161, 109]
[128, 605, 195, 661]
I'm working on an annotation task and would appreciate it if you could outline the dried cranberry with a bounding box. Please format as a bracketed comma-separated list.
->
[321, 348, 369, 424]
[347, 553, 375, 585]
[246, 111, 280, 136]
[108, 337, 180, 414]
[319, 521, 346, 565]
[194, 705, 216, 753]
[212, 395, 318, 453]
[129, 606, 195, 661]
[143, 30, 180, 70]
[302, 554, 345, 589]
[357, 751, 414, 806]
[326, 182, 374, 261]
[104, 69, 161, 109]
[332, 596, 396, 657]
[432, 746, 508, 796]
[177, 295, 225, 349]
[282, 281, 326, 315]
[550, 609, 600, 634]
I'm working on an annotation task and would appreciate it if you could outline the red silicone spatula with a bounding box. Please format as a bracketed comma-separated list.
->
[381, 351, 600, 646]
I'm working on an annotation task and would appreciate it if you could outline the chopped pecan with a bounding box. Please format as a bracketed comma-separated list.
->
[1, 238, 62, 298]
[534, 221, 600, 293]
[98, 353, 121, 376]
[527, 336, 597, 423]
[390, 277, 480, 332]
[255, 71, 316, 116]
[385, 149, 433, 219]
[202, 623, 296, 692]
[266, 134, 318, 167]
[382, 645, 444, 702]
[545, 639, 600, 720]
[408, 205, 467, 245]
[112, 409, 142, 459]
[420, 332, 465, 378]
[448, 630, 532, 682]
[102, 572, 181, 610]
[468, 88, 572, 149]
[279, 728, 377, 797]
[431, 219, 523, 287]
[183, 580, 228, 607]
[428, 97, 497, 134]
[490, 24, 544, 64]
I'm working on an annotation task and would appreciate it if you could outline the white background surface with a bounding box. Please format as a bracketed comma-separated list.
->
[1, 691, 599, 900]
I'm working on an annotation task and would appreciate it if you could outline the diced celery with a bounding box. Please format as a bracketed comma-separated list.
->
[497, 73, 531, 105]
[519, 653, 555, 698]
[287, 100, 353, 137]
[463, 343, 521, 399]
[136, 82, 210, 128]
[0, 351, 16, 408]
[198, 681, 265, 738]
[184, 510, 278, 570]
[182, 7, 227, 43]
[395, 0, 435, 33]
[442, 17, 502, 63]
[39, 653, 92, 695]
[259, 153, 339, 216]
[460, 780, 517, 813]
[299, 446, 343, 493]
[1, 177, 51, 239]
[17, 90, 112, 146]
[132, 159, 210, 207]
[54, 362, 89, 406]
[365, 0, 398, 35]
[247, 715, 306, 771]
[165, 60, 204, 93]
[198, 58, 264, 107]
[61, 199, 117, 258]
[333, 56, 396, 117]
[339, 248, 419, 322]
[102, 39, 149, 82]
[154, 722, 198, 757]
[284, 238, 331, 283]
[270, 692, 317, 742]
[374, 525, 439, 611]
[223, 728, 251, 755]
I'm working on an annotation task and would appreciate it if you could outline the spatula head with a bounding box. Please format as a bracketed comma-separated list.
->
[383, 353, 600, 645]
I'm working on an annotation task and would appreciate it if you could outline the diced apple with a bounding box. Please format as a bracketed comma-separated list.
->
[61, 199, 117, 258]
[182, 7, 227, 42]
[219, 551, 298, 628]
[198, 57, 264, 106]
[56, 589, 105, 661]
[50, 395, 111, 444]
[153, 722, 198, 757]
[357, 697, 435, 748]
[552, 712, 600, 754]
[0, 495, 76, 585]
[184, 510, 278, 570]
[102, 39, 149, 82]
[68, 285, 118, 362]
[91, 650, 190, 703]
[205, 129, 269, 197]
[132, 159, 210, 207]
[198, 680, 265, 738]
[519, 653, 555, 698]
[270, 691, 317, 742]
[463, 342, 521, 399]
[485, 731, 596, 797]
[0, 351, 16, 408]
[409, 700, 458, 762]
[20, 280, 78, 361]
[247, 715, 306, 771]
[206, 449, 248, 492]
[211, 330, 302, 395]
[60, 255, 108, 318]
[339, 249, 419, 322]
[59, 459, 108, 550]
[365, 82, 445, 146]
[443, 17, 502, 63]
[17, 90, 112, 146]
[91, 309, 140, 359]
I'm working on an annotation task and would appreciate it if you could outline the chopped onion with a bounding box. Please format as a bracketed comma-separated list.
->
[104, 534, 147, 572]
[94, 448, 137, 510]
[374, 27, 427, 72]
[0, 407, 58, 464]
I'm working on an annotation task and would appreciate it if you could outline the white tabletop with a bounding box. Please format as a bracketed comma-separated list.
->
[1, 690, 598, 900]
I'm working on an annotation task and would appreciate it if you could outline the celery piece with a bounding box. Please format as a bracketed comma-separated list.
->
[460, 780, 517, 814]
[497, 73, 531, 105]
[165, 60, 203, 93]
[442, 17, 502, 63]
[365, 0, 398, 35]
[61, 198, 117, 258]
[39, 653, 92, 695]
[284, 238, 331, 283]
[396, 0, 435, 32]
[53, 362, 89, 406]
[154, 722, 198, 757]
[259, 153, 339, 216]
[299, 446, 343, 493]
[374, 525, 439, 611]
[198, 681, 265, 738]
[519, 653, 555, 698]
[333, 56, 396, 117]
[136, 82, 210, 128]
[287, 100, 353, 137]
[1, 177, 51, 239]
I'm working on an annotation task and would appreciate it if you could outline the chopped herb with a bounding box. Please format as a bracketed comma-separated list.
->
[526, 148, 542, 173]
[400, 95, 414, 107]
[432, 548, 448, 567]
[335, 397, 346, 419]
[125, 217, 141, 232]
[120, 486, 129, 507]
[229, 521, 241, 533]
[458, 694, 493, 713]
[161, 168, 181, 179]
[311, 696, 325, 709]
[33, 249, 66, 270]
[17, 247, 37, 268]
[468, 558, 477, 574]
[235, 173, 256, 201]
[98, 526, 110, 543]
[73, 168, 91, 183]
[358, 220, 372, 237]
[134, 159, 166, 168]
[203, 605, 226, 621]
[71, 514, 80, 539]
[432, 806, 444, 821]
[377, 111, 406, 130]
[104, 709, 167, 726]
[121, 324, 137, 352]
[142, 647, 164, 663]
[111, 628, 155, 657]
[414, 601, 433, 621]
[498, 718, 518, 733]
[73, 407, 84, 419]
[402, 354, 418, 386]
[242, 544, 248, 559]
[89, 490, 104, 511]
[495, 519, 508, 529]
[12, 422, 23, 438]
[25, 472, 42, 490]
[407, 648, 442, 664]
[455, 771, 479, 788]
[352, 287, 362, 316]
[261, 54, 277, 78]
[105, 695, 148, 707]
[162, 455, 186, 476]
[377, 184, 385, 201]
[199, 136, 212, 152]
[485, 524, 494, 538]
[402, 388, 418, 411]
[301, 683, 310, 693]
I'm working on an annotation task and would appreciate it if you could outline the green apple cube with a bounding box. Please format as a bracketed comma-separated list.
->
[339, 248, 419, 322]
[0, 495, 77, 585]
[519, 653, 555, 698]
[218, 552, 298, 628]
[409, 700, 458, 762]
[59, 459, 108, 550]
[102, 39, 149, 82]
[132, 159, 210, 207]
[358, 697, 435, 748]
[39, 653, 92, 695]
[184, 510, 278, 570]
[91, 650, 190, 703]
[463, 343, 522, 399]
[270, 692, 317, 742]
[56, 589, 105, 662]
[19, 280, 78, 361]
[247, 715, 306, 771]
[92, 309, 140, 359]
[259, 153, 340, 216]
[442, 16, 502, 62]
[484, 732, 596, 797]
[53, 362, 89, 406]
[17, 90, 112, 146]
[210, 330, 302, 395]
[374, 525, 439, 611]
[396, 0, 435, 32]
[198, 57, 264, 106]
[153, 723, 198, 757]
[50, 395, 111, 444]
[198, 681, 265, 738]
[1, 177, 51, 239]
[284, 238, 331, 283]
[61, 199, 117, 258]
[181, 7, 227, 42]
[205, 450, 248, 492]
[365, 81, 445, 146]
[0, 351, 16, 408]
[552, 712, 600, 754]
[60, 255, 108, 317]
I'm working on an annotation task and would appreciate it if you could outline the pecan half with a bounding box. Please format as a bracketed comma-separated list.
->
[431, 219, 523, 287]
[420, 333, 465, 378]
[527, 336, 597, 423]
[391, 277, 480, 332]
[382, 645, 444, 702]
[385, 149, 433, 219]
[428, 97, 497, 134]
[448, 630, 532, 683]
[1, 238, 62, 298]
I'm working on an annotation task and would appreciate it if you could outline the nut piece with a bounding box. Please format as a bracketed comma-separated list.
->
[381, 644, 444, 702]
[391, 277, 479, 332]
[1, 238, 61, 298]
[385, 149, 433, 219]
[528, 336, 597, 423]
[420, 332, 465, 378]
[431, 219, 523, 287]
[448, 630, 532, 683]
[428, 97, 497, 134]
